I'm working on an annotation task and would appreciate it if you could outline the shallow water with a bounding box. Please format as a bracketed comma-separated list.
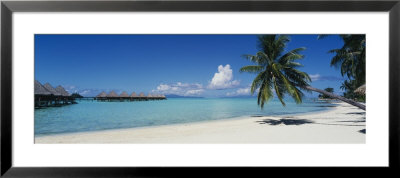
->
[34, 98, 334, 136]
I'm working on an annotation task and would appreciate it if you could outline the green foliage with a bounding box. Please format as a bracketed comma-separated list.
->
[340, 80, 365, 102]
[318, 87, 334, 99]
[329, 35, 365, 86]
[319, 35, 366, 101]
[240, 35, 311, 109]
[71, 92, 83, 98]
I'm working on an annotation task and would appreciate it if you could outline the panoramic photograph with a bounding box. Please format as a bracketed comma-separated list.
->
[34, 34, 366, 144]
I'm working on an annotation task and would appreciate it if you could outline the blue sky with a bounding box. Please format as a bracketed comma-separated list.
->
[35, 34, 346, 97]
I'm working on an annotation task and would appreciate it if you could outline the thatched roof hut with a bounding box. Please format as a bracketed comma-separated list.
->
[354, 84, 366, 95]
[96, 91, 107, 97]
[43, 83, 61, 96]
[130, 92, 137, 97]
[120, 91, 129, 97]
[139, 92, 145, 97]
[55, 85, 70, 96]
[34, 80, 52, 95]
[107, 91, 118, 97]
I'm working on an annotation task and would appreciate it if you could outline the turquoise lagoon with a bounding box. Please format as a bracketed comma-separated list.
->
[34, 98, 335, 136]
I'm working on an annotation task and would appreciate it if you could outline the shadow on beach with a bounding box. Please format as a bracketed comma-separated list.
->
[256, 118, 314, 126]
[256, 117, 365, 127]
[337, 120, 365, 123]
[346, 112, 365, 115]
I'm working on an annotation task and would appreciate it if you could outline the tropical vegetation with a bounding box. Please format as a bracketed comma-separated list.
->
[318, 88, 334, 99]
[319, 34, 366, 101]
[340, 80, 365, 102]
[71, 92, 83, 98]
[240, 35, 366, 110]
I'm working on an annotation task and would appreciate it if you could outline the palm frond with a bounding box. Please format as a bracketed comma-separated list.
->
[326, 35, 365, 85]
[239, 65, 264, 73]
[250, 71, 266, 94]
[241, 54, 260, 64]
[278, 47, 306, 64]
[273, 76, 286, 106]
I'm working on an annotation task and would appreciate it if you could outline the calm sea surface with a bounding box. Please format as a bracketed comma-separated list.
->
[34, 98, 334, 136]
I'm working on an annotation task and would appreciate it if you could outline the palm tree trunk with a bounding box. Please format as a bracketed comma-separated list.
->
[301, 85, 366, 110]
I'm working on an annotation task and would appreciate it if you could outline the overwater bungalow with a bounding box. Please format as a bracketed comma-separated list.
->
[43, 83, 62, 106]
[95, 91, 108, 101]
[129, 92, 139, 101]
[34, 81, 75, 108]
[55, 85, 75, 104]
[106, 91, 119, 101]
[120, 91, 129, 98]
[119, 91, 129, 101]
[108, 91, 118, 97]
[35, 80, 52, 107]
[138, 92, 147, 101]
[55, 85, 70, 96]
[96, 91, 107, 97]
[43, 83, 61, 96]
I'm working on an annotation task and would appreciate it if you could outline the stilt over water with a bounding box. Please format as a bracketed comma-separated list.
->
[35, 80, 76, 108]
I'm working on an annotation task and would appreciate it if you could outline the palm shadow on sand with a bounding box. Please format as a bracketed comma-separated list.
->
[256, 118, 314, 125]
[346, 112, 365, 115]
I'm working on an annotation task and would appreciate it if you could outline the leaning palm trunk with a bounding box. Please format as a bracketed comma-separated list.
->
[301, 85, 365, 110]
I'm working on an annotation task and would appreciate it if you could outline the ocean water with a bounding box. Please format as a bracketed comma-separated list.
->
[34, 98, 335, 136]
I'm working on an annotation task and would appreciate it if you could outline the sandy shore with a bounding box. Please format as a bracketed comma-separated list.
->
[35, 102, 366, 144]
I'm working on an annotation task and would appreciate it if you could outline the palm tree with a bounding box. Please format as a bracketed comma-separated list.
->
[340, 80, 365, 101]
[330, 35, 365, 85]
[319, 35, 366, 89]
[240, 35, 365, 110]
[318, 35, 366, 103]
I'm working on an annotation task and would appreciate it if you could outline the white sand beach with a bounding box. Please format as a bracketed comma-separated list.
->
[35, 102, 365, 144]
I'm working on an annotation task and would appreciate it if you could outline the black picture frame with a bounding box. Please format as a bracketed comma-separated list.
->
[1, 0, 399, 177]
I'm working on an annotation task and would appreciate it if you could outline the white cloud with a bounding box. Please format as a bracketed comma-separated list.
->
[309, 74, 321, 81]
[235, 88, 251, 95]
[152, 82, 204, 96]
[226, 87, 259, 96]
[185, 89, 204, 95]
[208, 64, 240, 90]
[79, 90, 91, 95]
[63, 85, 78, 93]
